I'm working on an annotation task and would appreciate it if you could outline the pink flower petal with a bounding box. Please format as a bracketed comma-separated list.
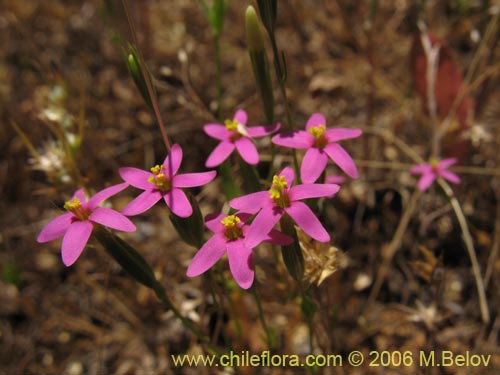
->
[163, 144, 183, 177]
[300, 148, 328, 183]
[234, 109, 247, 125]
[235, 137, 259, 165]
[266, 229, 293, 246]
[230, 191, 270, 213]
[290, 183, 340, 201]
[324, 143, 359, 178]
[164, 188, 192, 218]
[204, 124, 231, 141]
[440, 170, 461, 185]
[246, 123, 281, 137]
[87, 183, 129, 210]
[121, 190, 162, 216]
[409, 164, 432, 174]
[73, 188, 87, 203]
[119, 167, 155, 190]
[174, 171, 216, 188]
[272, 131, 313, 149]
[246, 205, 283, 247]
[205, 213, 225, 233]
[37, 212, 74, 243]
[325, 175, 345, 184]
[285, 201, 330, 242]
[205, 141, 236, 168]
[417, 174, 436, 191]
[89, 207, 136, 232]
[186, 234, 227, 277]
[306, 113, 327, 130]
[325, 128, 362, 142]
[280, 166, 295, 185]
[438, 157, 458, 169]
[61, 221, 93, 266]
[227, 240, 254, 289]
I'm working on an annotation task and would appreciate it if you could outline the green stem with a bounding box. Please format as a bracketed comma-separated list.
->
[251, 283, 275, 350]
[214, 35, 223, 120]
[153, 282, 222, 356]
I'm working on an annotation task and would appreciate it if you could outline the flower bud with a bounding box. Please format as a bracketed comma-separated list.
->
[245, 6, 265, 51]
[256, 0, 277, 35]
[245, 6, 274, 123]
[125, 44, 156, 111]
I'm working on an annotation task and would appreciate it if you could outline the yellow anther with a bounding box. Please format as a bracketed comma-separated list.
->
[429, 157, 439, 168]
[221, 215, 241, 228]
[224, 119, 239, 131]
[309, 124, 326, 139]
[64, 197, 82, 212]
[269, 175, 290, 208]
[148, 170, 171, 191]
[150, 165, 164, 175]
[221, 215, 243, 239]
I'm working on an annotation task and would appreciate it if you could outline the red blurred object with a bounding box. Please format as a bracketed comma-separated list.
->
[410, 30, 475, 162]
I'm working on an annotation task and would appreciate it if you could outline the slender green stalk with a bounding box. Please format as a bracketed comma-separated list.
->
[121, 0, 171, 152]
[251, 283, 275, 350]
[214, 35, 223, 120]
[153, 282, 222, 355]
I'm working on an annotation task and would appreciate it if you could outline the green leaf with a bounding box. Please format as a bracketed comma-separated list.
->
[238, 157, 262, 194]
[169, 191, 205, 248]
[279, 216, 304, 282]
[94, 226, 157, 289]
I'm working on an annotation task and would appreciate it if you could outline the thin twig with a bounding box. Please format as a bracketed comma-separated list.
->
[364, 188, 422, 313]
[437, 178, 490, 324]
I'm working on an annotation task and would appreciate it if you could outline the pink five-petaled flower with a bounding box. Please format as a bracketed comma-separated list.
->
[230, 166, 340, 243]
[37, 183, 136, 266]
[186, 213, 292, 289]
[204, 109, 280, 167]
[410, 157, 461, 191]
[272, 113, 362, 183]
[119, 144, 216, 218]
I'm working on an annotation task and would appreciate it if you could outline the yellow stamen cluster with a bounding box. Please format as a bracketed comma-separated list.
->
[269, 175, 290, 208]
[309, 124, 328, 148]
[64, 197, 89, 220]
[64, 197, 82, 212]
[429, 157, 440, 173]
[148, 164, 171, 191]
[221, 215, 243, 240]
[224, 119, 239, 131]
[224, 118, 248, 141]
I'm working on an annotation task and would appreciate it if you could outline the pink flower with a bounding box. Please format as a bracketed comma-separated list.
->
[204, 109, 280, 167]
[272, 113, 362, 183]
[410, 157, 461, 191]
[230, 167, 340, 243]
[325, 175, 346, 185]
[37, 184, 136, 266]
[187, 213, 292, 289]
[119, 144, 216, 218]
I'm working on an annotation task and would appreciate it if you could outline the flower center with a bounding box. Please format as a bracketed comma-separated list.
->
[309, 124, 328, 148]
[64, 197, 90, 220]
[221, 215, 243, 240]
[269, 175, 290, 208]
[148, 165, 172, 191]
[225, 118, 248, 142]
[429, 157, 440, 174]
